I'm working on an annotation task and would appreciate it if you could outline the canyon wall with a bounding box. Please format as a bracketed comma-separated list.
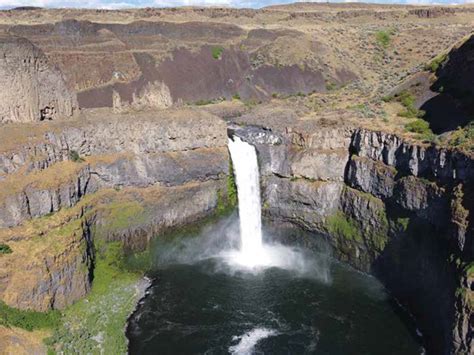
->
[0, 35, 77, 123]
[0, 109, 230, 311]
[232, 123, 473, 354]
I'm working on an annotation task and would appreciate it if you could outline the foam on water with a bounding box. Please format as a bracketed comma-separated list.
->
[229, 327, 277, 355]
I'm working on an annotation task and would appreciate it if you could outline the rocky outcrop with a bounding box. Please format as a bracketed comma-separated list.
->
[0, 110, 228, 228]
[0, 35, 77, 123]
[0, 108, 230, 311]
[235, 124, 473, 354]
[0, 217, 93, 311]
[409, 7, 455, 18]
[93, 179, 226, 251]
[0, 109, 226, 178]
[0, 178, 226, 311]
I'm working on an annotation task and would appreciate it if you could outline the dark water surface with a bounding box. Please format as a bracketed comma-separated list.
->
[126, 219, 423, 355]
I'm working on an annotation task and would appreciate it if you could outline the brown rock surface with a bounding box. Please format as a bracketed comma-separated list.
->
[0, 35, 77, 123]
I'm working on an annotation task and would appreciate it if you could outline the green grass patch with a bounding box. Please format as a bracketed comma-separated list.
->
[47, 241, 142, 354]
[227, 159, 237, 208]
[0, 302, 61, 331]
[395, 91, 425, 119]
[211, 46, 224, 60]
[0, 243, 12, 254]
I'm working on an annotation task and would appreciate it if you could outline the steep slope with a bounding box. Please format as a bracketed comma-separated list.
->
[230, 119, 473, 355]
[0, 35, 77, 123]
[421, 35, 474, 133]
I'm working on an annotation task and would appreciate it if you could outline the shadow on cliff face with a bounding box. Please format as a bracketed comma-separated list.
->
[420, 94, 471, 134]
[420, 35, 474, 134]
[373, 212, 457, 355]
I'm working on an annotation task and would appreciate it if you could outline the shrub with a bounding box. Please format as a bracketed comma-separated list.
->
[395, 91, 425, 118]
[375, 30, 391, 48]
[351, 103, 375, 119]
[194, 99, 214, 106]
[448, 122, 474, 152]
[396, 217, 410, 232]
[405, 119, 432, 134]
[465, 262, 474, 276]
[211, 46, 224, 60]
[68, 150, 84, 163]
[325, 81, 337, 91]
[398, 107, 425, 118]
[232, 93, 240, 100]
[424, 53, 448, 73]
[398, 90, 415, 108]
[0, 243, 12, 254]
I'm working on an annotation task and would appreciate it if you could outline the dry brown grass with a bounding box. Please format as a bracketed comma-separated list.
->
[0, 326, 49, 355]
[0, 160, 87, 202]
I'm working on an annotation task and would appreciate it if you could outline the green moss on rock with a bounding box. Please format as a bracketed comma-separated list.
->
[227, 159, 237, 208]
[96, 200, 147, 237]
[396, 217, 410, 232]
[326, 212, 363, 243]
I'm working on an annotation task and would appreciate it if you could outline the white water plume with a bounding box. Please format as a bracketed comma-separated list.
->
[226, 135, 331, 279]
[227, 136, 265, 267]
[148, 135, 332, 281]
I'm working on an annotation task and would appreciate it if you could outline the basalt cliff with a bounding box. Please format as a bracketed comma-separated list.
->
[0, 3, 472, 355]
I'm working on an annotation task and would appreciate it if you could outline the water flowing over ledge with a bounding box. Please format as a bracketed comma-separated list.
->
[226, 135, 329, 275]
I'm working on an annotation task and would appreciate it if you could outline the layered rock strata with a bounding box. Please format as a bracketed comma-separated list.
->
[0, 35, 77, 123]
[0, 109, 229, 311]
[231, 123, 473, 354]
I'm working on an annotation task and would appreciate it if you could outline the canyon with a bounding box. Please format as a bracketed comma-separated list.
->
[0, 3, 472, 355]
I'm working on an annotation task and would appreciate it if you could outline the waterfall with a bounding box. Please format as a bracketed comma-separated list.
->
[226, 134, 319, 274]
[228, 136, 263, 263]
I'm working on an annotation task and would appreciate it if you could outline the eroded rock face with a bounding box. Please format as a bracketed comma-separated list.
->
[0, 109, 228, 228]
[0, 108, 230, 311]
[0, 179, 225, 312]
[237, 124, 473, 355]
[0, 219, 93, 311]
[0, 35, 77, 123]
